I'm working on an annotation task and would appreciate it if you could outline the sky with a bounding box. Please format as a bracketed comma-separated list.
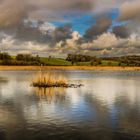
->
[0, 0, 140, 57]
[52, 8, 120, 35]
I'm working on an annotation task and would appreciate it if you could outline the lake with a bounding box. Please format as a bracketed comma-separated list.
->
[0, 70, 140, 140]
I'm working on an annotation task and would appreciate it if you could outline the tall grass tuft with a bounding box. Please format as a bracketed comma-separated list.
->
[33, 72, 67, 87]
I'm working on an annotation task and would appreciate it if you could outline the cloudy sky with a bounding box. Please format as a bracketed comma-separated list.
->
[0, 0, 140, 57]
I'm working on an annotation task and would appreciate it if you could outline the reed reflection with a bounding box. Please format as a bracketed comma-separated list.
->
[0, 77, 8, 84]
[34, 87, 66, 103]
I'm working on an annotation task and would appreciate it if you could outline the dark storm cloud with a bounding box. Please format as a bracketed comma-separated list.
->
[27, 0, 95, 22]
[118, 0, 140, 36]
[118, 0, 140, 21]
[0, 0, 95, 28]
[15, 21, 72, 45]
[0, 0, 26, 28]
[112, 26, 130, 38]
[84, 17, 112, 40]
[15, 21, 43, 42]
[27, 0, 94, 12]
[52, 25, 72, 44]
[0, 0, 117, 28]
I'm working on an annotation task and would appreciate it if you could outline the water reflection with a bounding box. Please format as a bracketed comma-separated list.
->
[0, 70, 139, 140]
[0, 77, 8, 84]
[34, 87, 66, 103]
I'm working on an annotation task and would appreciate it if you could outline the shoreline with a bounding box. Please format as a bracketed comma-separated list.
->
[0, 66, 140, 71]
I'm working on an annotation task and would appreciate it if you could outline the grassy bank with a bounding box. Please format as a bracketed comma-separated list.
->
[40, 58, 71, 66]
[0, 66, 140, 71]
[40, 58, 140, 67]
[40, 58, 132, 67]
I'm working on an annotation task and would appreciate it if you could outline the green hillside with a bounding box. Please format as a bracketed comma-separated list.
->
[40, 58, 71, 66]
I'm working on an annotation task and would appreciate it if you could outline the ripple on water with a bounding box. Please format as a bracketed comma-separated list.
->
[0, 70, 139, 140]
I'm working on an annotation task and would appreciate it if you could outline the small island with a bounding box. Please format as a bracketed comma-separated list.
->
[32, 72, 83, 88]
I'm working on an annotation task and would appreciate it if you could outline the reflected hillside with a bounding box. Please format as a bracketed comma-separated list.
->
[0, 77, 8, 84]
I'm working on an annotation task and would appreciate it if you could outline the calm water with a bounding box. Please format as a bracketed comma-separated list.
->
[0, 70, 140, 140]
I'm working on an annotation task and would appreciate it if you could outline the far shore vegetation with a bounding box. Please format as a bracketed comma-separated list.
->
[0, 52, 140, 67]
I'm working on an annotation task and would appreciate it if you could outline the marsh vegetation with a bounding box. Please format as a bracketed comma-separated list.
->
[32, 72, 83, 88]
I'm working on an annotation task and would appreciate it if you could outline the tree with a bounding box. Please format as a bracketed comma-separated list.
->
[48, 55, 52, 60]
[90, 61, 93, 66]
[71, 61, 74, 65]
[0, 53, 11, 60]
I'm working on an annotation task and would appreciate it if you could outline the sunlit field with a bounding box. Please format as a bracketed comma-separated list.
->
[0, 66, 140, 71]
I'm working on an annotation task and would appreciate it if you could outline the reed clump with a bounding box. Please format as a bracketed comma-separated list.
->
[33, 72, 68, 87]
[32, 72, 83, 88]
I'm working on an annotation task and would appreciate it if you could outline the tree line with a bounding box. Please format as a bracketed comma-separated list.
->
[66, 54, 140, 66]
[0, 53, 41, 65]
[103, 55, 140, 66]
[0, 52, 140, 66]
[66, 54, 102, 65]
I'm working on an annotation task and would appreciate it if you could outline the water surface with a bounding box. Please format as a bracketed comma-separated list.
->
[0, 70, 140, 140]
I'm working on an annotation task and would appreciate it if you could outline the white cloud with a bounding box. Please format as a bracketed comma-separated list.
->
[92, 32, 117, 48]
[1, 31, 139, 57]
[39, 22, 55, 34]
